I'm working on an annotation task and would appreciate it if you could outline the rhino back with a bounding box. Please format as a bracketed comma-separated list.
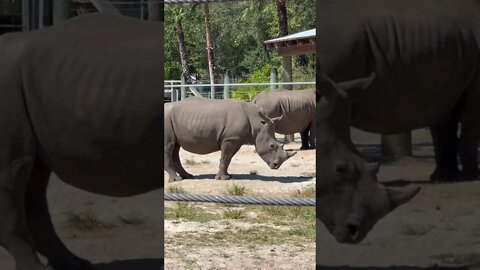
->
[20, 13, 164, 194]
[170, 98, 253, 154]
[318, 0, 480, 132]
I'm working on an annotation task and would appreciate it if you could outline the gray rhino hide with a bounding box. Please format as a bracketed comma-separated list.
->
[164, 97, 295, 182]
[317, 0, 480, 180]
[0, 12, 163, 269]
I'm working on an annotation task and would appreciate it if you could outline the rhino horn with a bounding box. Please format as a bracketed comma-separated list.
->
[337, 73, 376, 100]
[318, 73, 348, 101]
[386, 185, 421, 211]
[286, 150, 297, 159]
[270, 114, 284, 123]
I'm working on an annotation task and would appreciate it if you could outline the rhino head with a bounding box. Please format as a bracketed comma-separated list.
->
[316, 73, 420, 244]
[254, 107, 297, 169]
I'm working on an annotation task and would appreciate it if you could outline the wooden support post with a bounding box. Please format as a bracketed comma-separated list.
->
[53, 0, 69, 24]
[181, 76, 186, 100]
[381, 132, 413, 159]
[223, 72, 230, 99]
[270, 68, 278, 91]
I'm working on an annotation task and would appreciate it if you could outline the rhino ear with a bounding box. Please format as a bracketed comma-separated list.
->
[337, 73, 376, 100]
[387, 185, 421, 211]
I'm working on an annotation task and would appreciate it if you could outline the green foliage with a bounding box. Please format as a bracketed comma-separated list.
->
[232, 64, 278, 101]
[226, 184, 247, 196]
[164, 1, 315, 82]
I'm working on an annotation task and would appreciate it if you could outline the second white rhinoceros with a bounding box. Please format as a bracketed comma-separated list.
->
[253, 89, 316, 149]
[164, 97, 297, 182]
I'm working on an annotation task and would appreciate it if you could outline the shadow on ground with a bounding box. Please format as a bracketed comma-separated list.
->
[316, 265, 470, 270]
[189, 174, 313, 183]
[93, 258, 163, 270]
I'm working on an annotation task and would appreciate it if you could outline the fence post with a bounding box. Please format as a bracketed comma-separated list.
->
[181, 76, 186, 100]
[270, 68, 278, 91]
[224, 72, 230, 99]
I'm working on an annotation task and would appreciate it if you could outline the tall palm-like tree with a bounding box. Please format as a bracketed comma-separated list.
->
[172, 7, 192, 84]
[203, 2, 216, 99]
[276, 0, 288, 36]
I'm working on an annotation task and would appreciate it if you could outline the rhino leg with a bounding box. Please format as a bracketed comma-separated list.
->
[25, 159, 93, 270]
[0, 155, 52, 270]
[300, 122, 315, 150]
[300, 129, 310, 150]
[215, 141, 241, 180]
[308, 122, 316, 149]
[458, 111, 480, 181]
[165, 141, 182, 182]
[429, 118, 461, 181]
[173, 144, 193, 179]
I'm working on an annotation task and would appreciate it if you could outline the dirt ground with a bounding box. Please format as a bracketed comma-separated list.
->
[316, 128, 480, 270]
[164, 134, 316, 270]
[0, 128, 479, 270]
[0, 176, 163, 270]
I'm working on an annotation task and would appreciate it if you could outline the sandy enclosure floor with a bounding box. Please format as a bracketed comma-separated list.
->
[0, 177, 163, 270]
[164, 134, 316, 270]
[317, 128, 480, 269]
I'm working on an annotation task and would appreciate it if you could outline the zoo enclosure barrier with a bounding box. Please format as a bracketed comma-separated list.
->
[164, 81, 316, 102]
[164, 193, 316, 207]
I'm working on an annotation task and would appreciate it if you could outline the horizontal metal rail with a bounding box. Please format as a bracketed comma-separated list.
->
[164, 193, 315, 207]
[163, 82, 315, 88]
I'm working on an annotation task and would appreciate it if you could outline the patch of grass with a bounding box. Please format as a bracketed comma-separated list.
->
[432, 253, 480, 267]
[165, 202, 217, 223]
[223, 209, 245, 220]
[186, 224, 311, 247]
[118, 213, 145, 226]
[167, 186, 188, 194]
[227, 184, 247, 196]
[66, 210, 115, 231]
[291, 186, 315, 198]
[249, 170, 258, 175]
[400, 224, 434, 236]
[184, 158, 199, 166]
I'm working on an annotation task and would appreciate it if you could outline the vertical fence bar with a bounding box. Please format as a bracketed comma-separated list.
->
[181, 76, 186, 100]
[223, 72, 230, 99]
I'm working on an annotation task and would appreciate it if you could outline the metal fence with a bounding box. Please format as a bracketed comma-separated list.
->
[164, 81, 316, 102]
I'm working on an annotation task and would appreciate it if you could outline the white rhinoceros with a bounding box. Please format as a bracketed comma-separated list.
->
[164, 97, 297, 182]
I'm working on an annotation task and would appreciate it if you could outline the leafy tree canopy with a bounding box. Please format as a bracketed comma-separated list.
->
[164, 0, 315, 83]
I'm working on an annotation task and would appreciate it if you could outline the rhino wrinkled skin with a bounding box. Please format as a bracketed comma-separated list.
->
[253, 89, 316, 149]
[0, 13, 163, 269]
[164, 97, 297, 182]
[315, 0, 480, 245]
[318, 0, 480, 182]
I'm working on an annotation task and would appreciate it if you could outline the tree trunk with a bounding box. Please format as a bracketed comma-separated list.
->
[148, 0, 162, 21]
[175, 18, 192, 84]
[276, 0, 288, 36]
[204, 2, 216, 99]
